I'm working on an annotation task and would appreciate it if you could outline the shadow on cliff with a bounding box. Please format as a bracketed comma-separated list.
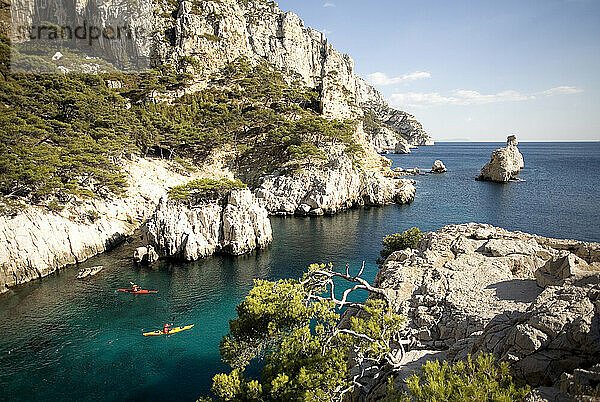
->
[486, 279, 541, 303]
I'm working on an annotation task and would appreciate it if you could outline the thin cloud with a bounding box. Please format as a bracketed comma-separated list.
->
[389, 89, 533, 108]
[323, 2, 336, 7]
[542, 86, 584, 96]
[321, 29, 333, 35]
[367, 71, 431, 86]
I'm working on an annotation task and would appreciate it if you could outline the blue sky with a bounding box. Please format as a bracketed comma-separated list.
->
[275, 0, 600, 141]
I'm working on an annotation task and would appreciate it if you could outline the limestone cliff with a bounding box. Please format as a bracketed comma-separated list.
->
[356, 77, 434, 147]
[171, 0, 433, 143]
[141, 188, 272, 260]
[254, 153, 416, 216]
[366, 223, 600, 400]
[13, 0, 432, 143]
[2, 0, 429, 293]
[0, 157, 205, 293]
[10, 0, 433, 140]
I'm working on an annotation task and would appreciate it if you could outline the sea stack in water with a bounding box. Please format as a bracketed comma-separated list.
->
[431, 160, 447, 173]
[476, 135, 524, 182]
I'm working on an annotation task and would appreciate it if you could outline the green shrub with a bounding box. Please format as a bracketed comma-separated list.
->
[385, 353, 530, 401]
[46, 200, 65, 213]
[379, 228, 423, 263]
[84, 209, 101, 223]
[168, 178, 247, 201]
[174, 156, 195, 172]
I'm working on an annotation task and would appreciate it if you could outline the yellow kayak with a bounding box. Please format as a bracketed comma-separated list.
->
[143, 324, 194, 336]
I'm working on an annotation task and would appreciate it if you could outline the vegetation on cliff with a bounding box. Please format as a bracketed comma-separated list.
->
[0, 35, 359, 212]
[386, 354, 530, 401]
[168, 178, 247, 201]
[378, 227, 423, 264]
[206, 262, 531, 401]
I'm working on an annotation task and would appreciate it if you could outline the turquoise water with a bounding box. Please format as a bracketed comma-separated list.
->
[0, 142, 598, 401]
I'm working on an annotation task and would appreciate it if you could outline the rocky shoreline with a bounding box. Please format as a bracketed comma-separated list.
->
[368, 223, 600, 400]
[0, 158, 202, 293]
[0, 152, 418, 293]
[254, 154, 416, 216]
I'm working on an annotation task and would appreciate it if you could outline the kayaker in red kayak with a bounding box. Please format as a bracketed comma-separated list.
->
[163, 323, 173, 334]
[130, 282, 141, 292]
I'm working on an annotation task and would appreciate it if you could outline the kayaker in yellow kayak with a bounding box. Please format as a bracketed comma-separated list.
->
[143, 324, 194, 336]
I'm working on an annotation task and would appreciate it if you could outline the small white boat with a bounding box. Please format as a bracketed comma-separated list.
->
[76, 266, 104, 279]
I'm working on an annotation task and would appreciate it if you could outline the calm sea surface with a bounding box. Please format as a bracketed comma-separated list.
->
[1, 142, 598, 401]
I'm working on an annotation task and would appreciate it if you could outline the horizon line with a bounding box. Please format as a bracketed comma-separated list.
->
[434, 139, 600, 143]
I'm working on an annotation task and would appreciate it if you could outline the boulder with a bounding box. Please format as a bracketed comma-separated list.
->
[133, 245, 159, 264]
[467, 273, 600, 389]
[431, 160, 447, 173]
[560, 364, 600, 397]
[476, 136, 525, 182]
[133, 247, 148, 263]
[295, 204, 311, 216]
[146, 245, 159, 264]
[535, 252, 591, 288]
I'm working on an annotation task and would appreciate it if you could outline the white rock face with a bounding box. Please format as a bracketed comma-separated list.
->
[0, 158, 201, 293]
[142, 189, 272, 260]
[467, 272, 600, 391]
[356, 78, 434, 147]
[375, 224, 600, 348]
[133, 245, 159, 264]
[476, 135, 525, 182]
[254, 154, 415, 215]
[366, 124, 412, 154]
[160, 0, 432, 142]
[394, 139, 412, 154]
[370, 223, 600, 400]
[10, 0, 153, 71]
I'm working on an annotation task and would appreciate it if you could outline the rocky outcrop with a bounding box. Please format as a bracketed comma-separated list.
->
[253, 153, 416, 216]
[163, 0, 433, 144]
[431, 160, 447, 173]
[355, 78, 433, 147]
[367, 125, 412, 154]
[133, 246, 159, 264]
[466, 273, 600, 390]
[394, 140, 412, 154]
[535, 252, 592, 288]
[11, 0, 431, 137]
[365, 103, 433, 147]
[476, 135, 525, 182]
[371, 223, 600, 400]
[141, 189, 272, 260]
[0, 157, 204, 293]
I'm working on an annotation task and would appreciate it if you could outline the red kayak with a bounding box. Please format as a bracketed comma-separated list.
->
[118, 289, 158, 294]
